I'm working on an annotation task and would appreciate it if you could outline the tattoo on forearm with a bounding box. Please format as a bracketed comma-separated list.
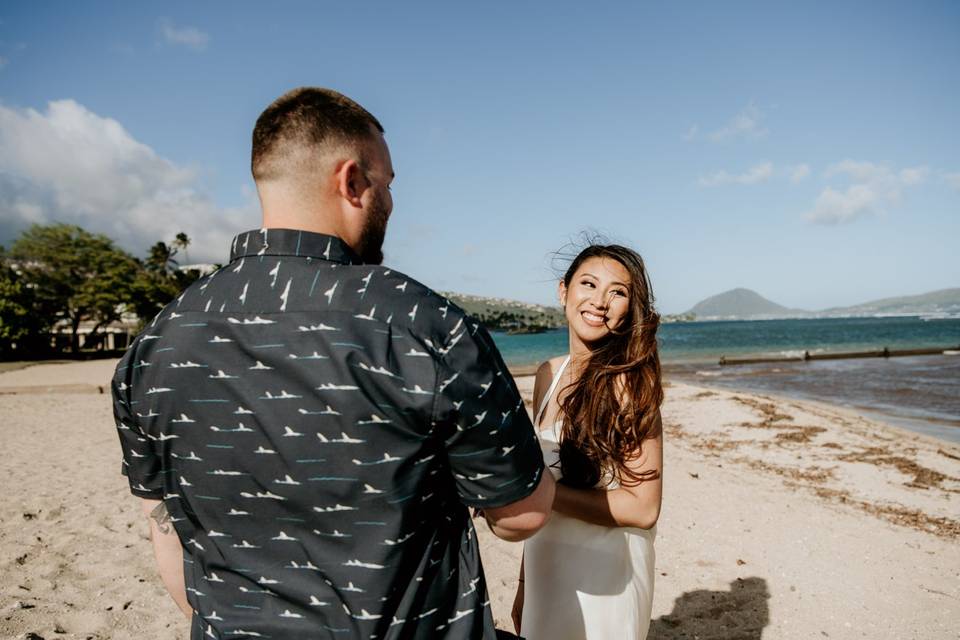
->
[149, 501, 173, 535]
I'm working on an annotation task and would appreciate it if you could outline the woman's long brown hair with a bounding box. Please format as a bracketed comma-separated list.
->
[557, 244, 663, 488]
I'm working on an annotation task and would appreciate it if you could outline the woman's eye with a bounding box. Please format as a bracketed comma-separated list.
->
[581, 280, 595, 288]
[612, 290, 627, 297]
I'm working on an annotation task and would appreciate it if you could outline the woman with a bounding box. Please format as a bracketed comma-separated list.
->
[513, 243, 664, 639]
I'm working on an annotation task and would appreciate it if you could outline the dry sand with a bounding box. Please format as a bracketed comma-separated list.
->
[1, 359, 958, 639]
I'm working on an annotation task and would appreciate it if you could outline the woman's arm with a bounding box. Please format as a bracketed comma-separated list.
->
[552, 410, 663, 530]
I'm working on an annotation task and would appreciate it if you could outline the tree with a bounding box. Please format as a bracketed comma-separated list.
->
[146, 232, 192, 273]
[130, 265, 183, 327]
[9, 224, 140, 352]
[0, 257, 42, 355]
[132, 232, 201, 328]
[146, 241, 178, 274]
[174, 232, 191, 265]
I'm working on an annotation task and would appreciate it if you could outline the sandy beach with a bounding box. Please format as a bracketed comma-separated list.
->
[1, 359, 957, 639]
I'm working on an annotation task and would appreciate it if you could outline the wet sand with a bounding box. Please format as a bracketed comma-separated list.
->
[1, 359, 957, 639]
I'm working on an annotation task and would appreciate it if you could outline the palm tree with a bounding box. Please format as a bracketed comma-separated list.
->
[147, 241, 177, 274]
[174, 232, 191, 265]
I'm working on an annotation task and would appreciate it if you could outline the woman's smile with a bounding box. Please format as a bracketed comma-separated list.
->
[580, 310, 607, 327]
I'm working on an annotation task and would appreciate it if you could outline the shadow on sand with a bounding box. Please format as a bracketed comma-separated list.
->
[648, 576, 770, 640]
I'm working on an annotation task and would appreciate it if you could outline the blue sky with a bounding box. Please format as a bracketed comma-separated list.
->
[1, 1, 957, 313]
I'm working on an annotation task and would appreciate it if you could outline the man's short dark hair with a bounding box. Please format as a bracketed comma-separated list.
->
[251, 87, 384, 182]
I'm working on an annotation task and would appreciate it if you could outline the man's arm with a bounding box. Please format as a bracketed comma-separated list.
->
[435, 320, 552, 541]
[482, 470, 555, 541]
[140, 498, 192, 619]
[481, 360, 558, 541]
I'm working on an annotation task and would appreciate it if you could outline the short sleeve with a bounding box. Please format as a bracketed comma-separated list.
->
[112, 351, 164, 499]
[433, 321, 544, 508]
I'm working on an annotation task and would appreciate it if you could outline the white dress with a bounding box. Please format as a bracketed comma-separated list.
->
[520, 356, 656, 640]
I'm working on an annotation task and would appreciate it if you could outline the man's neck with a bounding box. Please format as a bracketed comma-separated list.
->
[260, 215, 342, 237]
[260, 196, 344, 238]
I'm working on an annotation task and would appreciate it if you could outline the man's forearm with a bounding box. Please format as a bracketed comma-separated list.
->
[141, 498, 192, 619]
[482, 471, 556, 541]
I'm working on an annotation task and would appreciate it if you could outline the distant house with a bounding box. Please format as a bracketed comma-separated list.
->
[49, 312, 140, 352]
[178, 263, 219, 276]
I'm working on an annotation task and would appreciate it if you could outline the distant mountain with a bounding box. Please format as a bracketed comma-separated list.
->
[684, 287, 960, 321]
[686, 288, 808, 320]
[824, 288, 960, 316]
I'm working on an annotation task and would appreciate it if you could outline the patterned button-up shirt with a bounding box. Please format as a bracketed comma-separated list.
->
[112, 228, 544, 640]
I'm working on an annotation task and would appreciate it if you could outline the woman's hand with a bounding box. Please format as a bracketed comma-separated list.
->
[511, 583, 524, 634]
[551, 414, 663, 530]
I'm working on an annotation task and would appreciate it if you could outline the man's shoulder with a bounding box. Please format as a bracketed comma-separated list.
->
[368, 265, 478, 335]
[114, 270, 223, 373]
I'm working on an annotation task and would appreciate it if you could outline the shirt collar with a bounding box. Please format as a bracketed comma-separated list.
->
[229, 229, 364, 264]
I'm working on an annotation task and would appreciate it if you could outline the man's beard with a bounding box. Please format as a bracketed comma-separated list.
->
[355, 190, 389, 265]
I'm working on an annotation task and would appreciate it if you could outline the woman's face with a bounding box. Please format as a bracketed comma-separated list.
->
[560, 256, 632, 347]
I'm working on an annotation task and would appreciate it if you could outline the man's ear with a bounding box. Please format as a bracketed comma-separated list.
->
[336, 159, 365, 209]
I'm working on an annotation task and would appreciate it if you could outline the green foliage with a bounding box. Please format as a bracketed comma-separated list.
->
[2, 225, 204, 355]
[130, 267, 204, 329]
[442, 292, 565, 332]
[0, 260, 40, 353]
[134, 234, 203, 329]
[146, 232, 192, 275]
[9, 223, 140, 352]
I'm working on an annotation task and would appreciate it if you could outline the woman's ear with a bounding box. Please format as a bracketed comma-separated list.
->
[558, 280, 567, 307]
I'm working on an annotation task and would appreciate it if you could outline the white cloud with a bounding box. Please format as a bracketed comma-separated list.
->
[805, 159, 927, 225]
[804, 185, 879, 225]
[698, 162, 774, 187]
[789, 164, 810, 183]
[825, 159, 887, 183]
[898, 166, 928, 186]
[159, 19, 209, 51]
[709, 102, 768, 141]
[0, 99, 257, 262]
[683, 124, 698, 141]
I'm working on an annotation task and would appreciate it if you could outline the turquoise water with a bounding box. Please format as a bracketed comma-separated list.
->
[492, 316, 960, 442]
[492, 316, 960, 367]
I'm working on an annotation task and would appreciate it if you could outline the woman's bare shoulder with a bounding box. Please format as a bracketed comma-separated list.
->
[535, 356, 566, 383]
[532, 356, 566, 408]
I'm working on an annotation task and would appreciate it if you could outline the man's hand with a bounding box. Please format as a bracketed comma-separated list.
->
[141, 498, 192, 620]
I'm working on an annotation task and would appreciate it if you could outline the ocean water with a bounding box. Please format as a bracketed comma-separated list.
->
[491, 316, 960, 443]
[492, 316, 960, 367]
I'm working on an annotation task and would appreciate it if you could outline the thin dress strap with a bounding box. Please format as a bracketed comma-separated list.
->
[535, 355, 571, 428]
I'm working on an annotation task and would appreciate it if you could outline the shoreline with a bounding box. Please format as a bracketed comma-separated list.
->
[671, 377, 960, 452]
[506, 360, 960, 447]
[666, 373, 960, 446]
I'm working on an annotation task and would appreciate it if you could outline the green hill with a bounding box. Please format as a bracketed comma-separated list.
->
[824, 288, 960, 315]
[442, 292, 565, 332]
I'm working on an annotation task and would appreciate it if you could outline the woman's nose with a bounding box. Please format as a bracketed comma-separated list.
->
[591, 290, 608, 309]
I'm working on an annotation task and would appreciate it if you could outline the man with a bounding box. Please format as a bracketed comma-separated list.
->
[112, 87, 554, 639]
